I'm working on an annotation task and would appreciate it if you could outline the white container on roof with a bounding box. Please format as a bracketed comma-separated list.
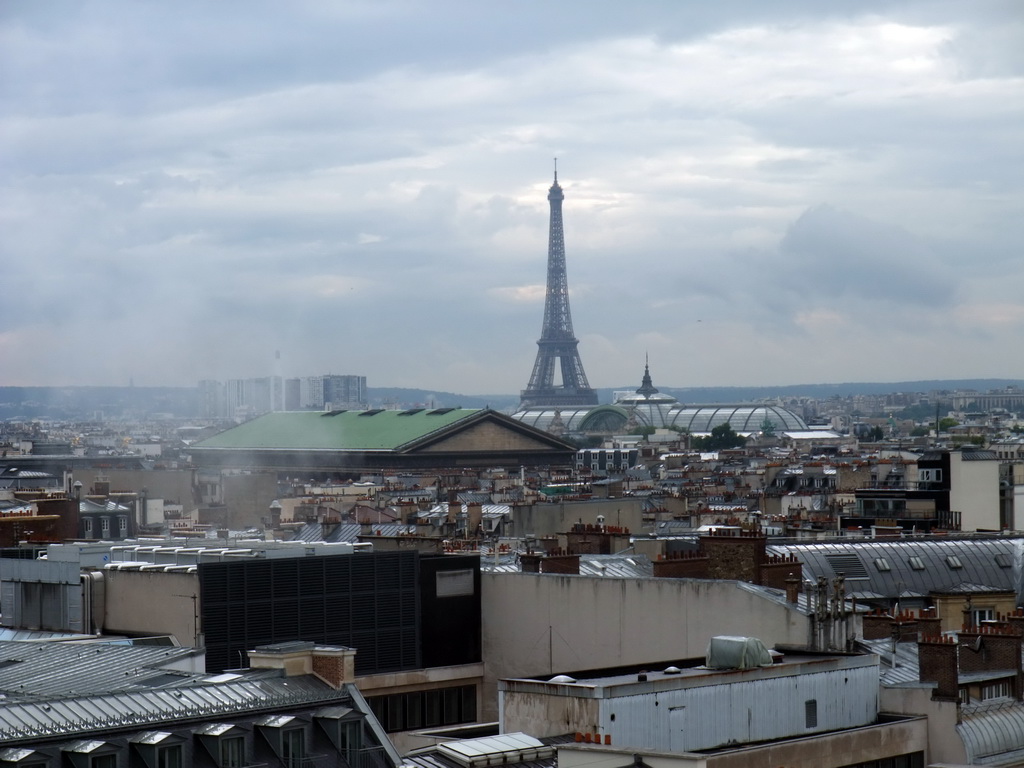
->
[705, 636, 774, 670]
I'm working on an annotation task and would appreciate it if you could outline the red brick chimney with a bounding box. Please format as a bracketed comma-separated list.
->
[540, 550, 581, 575]
[1007, 608, 1024, 636]
[520, 550, 580, 575]
[652, 550, 710, 579]
[957, 624, 1024, 698]
[863, 609, 894, 641]
[467, 502, 483, 533]
[759, 554, 802, 590]
[918, 607, 942, 639]
[918, 634, 959, 701]
[520, 553, 542, 573]
[702, 530, 766, 582]
[248, 642, 356, 690]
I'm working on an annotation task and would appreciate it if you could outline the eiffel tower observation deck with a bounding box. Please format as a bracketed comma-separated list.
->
[519, 164, 599, 409]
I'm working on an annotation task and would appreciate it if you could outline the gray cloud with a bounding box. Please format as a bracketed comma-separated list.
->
[1, 0, 1021, 391]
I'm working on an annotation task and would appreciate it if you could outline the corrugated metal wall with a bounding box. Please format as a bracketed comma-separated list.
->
[601, 665, 878, 752]
[0, 559, 82, 631]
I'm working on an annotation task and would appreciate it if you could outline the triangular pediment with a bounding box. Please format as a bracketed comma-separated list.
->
[410, 418, 565, 454]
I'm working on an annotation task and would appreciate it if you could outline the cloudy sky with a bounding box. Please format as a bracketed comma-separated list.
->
[2, 1, 1022, 394]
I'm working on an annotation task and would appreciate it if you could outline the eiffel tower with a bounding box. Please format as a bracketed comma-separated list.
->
[519, 164, 598, 409]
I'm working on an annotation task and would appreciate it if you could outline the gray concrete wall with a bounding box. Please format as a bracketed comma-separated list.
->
[510, 498, 646, 539]
[880, 684, 965, 765]
[72, 468, 198, 507]
[480, 572, 810, 720]
[102, 569, 199, 644]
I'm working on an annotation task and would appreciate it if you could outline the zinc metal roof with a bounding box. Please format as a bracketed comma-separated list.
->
[192, 409, 486, 452]
[578, 555, 653, 579]
[292, 522, 361, 543]
[766, 538, 1021, 600]
[857, 638, 926, 685]
[426, 503, 511, 518]
[0, 643, 350, 742]
[959, 699, 1024, 764]
[0, 676, 341, 743]
[480, 554, 654, 578]
[0, 628, 93, 642]
[0, 641, 199, 700]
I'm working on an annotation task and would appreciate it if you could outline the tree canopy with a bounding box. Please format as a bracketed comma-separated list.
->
[692, 423, 747, 451]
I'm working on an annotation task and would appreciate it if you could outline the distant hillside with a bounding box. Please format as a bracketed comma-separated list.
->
[643, 379, 1024, 404]
[372, 379, 1023, 410]
[366, 388, 520, 412]
[0, 379, 1019, 420]
[0, 386, 201, 420]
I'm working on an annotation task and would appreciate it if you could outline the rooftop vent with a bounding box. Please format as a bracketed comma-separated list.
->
[548, 674, 576, 684]
[823, 553, 869, 579]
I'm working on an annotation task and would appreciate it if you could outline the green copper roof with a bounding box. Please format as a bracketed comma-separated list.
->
[193, 409, 482, 453]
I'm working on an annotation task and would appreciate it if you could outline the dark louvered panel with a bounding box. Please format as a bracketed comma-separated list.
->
[227, 603, 247, 641]
[272, 560, 299, 601]
[374, 629, 404, 672]
[199, 564, 228, 604]
[246, 560, 273, 598]
[374, 553, 400, 590]
[326, 595, 350, 635]
[377, 590, 402, 629]
[199, 550, 430, 674]
[272, 599, 299, 639]
[203, 605, 228, 636]
[401, 626, 419, 669]
[227, 568, 245, 601]
[298, 597, 325, 639]
[352, 631, 380, 673]
[205, 644, 230, 674]
[298, 557, 325, 589]
[324, 556, 350, 593]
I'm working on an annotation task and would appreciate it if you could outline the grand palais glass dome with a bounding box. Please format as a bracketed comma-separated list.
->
[512, 363, 809, 435]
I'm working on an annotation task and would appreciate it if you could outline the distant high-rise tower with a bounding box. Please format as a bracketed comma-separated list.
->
[520, 164, 598, 409]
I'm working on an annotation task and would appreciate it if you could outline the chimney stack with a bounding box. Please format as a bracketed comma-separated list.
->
[785, 573, 801, 605]
[918, 634, 959, 701]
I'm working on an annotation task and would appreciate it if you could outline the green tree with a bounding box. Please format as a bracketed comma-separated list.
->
[938, 417, 959, 432]
[866, 426, 885, 441]
[692, 423, 747, 451]
[909, 426, 929, 437]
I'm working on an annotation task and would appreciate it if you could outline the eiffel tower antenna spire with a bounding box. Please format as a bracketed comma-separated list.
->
[519, 165, 598, 409]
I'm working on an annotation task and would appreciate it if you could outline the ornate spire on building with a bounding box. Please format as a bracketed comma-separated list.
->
[635, 354, 659, 399]
[519, 163, 599, 409]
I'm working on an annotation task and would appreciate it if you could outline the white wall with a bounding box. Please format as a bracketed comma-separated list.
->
[949, 452, 1001, 531]
[481, 573, 810, 720]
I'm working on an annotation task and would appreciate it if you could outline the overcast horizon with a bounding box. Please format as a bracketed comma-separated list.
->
[3, 1, 1022, 392]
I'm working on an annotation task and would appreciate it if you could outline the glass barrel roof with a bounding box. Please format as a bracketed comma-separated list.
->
[512, 404, 808, 433]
